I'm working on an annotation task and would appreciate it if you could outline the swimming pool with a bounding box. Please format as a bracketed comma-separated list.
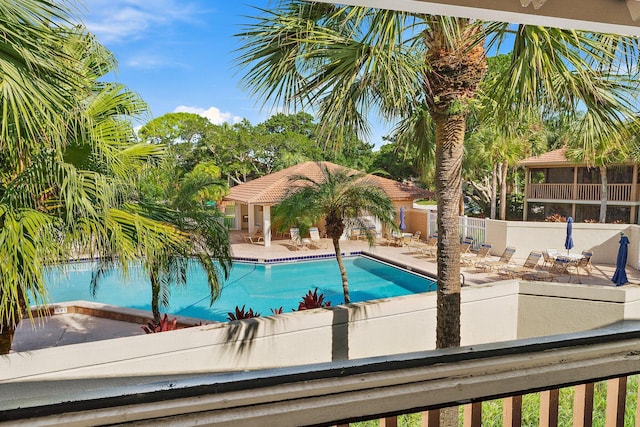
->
[45, 256, 437, 322]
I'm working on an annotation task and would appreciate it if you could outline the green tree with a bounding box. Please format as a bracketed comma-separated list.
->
[236, 3, 638, 373]
[273, 164, 396, 303]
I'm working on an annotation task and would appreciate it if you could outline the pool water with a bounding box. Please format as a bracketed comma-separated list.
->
[45, 256, 437, 322]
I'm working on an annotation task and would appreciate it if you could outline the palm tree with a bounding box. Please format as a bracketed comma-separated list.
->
[273, 164, 396, 303]
[565, 112, 636, 223]
[236, 4, 638, 356]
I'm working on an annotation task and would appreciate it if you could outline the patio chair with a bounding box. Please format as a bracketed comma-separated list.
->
[243, 225, 264, 244]
[542, 249, 556, 269]
[475, 246, 516, 272]
[413, 236, 437, 258]
[289, 228, 310, 250]
[461, 243, 492, 266]
[575, 250, 593, 274]
[523, 255, 571, 281]
[309, 227, 328, 249]
[498, 251, 542, 278]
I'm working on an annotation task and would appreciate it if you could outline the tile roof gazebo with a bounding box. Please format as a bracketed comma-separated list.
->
[223, 161, 431, 247]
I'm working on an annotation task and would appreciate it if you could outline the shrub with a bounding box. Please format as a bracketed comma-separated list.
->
[270, 306, 283, 315]
[297, 288, 331, 311]
[544, 213, 566, 222]
[227, 305, 260, 321]
[142, 314, 180, 334]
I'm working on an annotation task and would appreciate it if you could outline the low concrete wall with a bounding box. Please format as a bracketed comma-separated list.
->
[4, 282, 640, 382]
[486, 219, 640, 269]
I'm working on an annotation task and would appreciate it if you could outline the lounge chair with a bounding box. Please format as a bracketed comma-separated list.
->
[243, 225, 264, 244]
[290, 227, 310, 250]
[461, 243, 492, 266]
[475, 246, 516, 272]
[498, 251, 542, 278]
[309, 227, 328, 249]
[460, 237, 474, 255]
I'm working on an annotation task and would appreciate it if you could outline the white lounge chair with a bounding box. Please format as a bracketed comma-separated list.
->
[309, 227, 328, 249]
[290, 227, 310, 250]
[243, 225, 264, 244]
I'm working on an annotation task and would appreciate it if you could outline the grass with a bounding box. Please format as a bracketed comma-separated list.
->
[352, 376, 638, 426]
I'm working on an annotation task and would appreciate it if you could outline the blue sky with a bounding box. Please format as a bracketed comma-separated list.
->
[80, 0, 391, 147]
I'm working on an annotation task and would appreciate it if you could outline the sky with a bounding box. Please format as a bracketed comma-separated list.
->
[79, 0, 391, 148]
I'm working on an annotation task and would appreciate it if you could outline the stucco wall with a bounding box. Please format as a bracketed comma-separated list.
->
[486, 219, 640, 269]
[5, 282, 640, 382]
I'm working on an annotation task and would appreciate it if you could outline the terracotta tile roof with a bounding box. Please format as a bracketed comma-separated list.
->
[224, 161, 430, 205]
[519, 148, 573, 166]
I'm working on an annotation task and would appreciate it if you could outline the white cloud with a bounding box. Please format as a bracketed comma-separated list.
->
[174, 106, 242, 125]
[82, 0, 201, 43]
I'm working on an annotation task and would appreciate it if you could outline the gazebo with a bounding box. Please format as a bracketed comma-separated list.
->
[223, 161, 431, 247]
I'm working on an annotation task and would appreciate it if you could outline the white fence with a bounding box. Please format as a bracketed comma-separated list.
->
[427, 211, 486, 249]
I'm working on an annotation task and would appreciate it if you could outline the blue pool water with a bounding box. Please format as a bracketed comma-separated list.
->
[45, 256, 437, 322]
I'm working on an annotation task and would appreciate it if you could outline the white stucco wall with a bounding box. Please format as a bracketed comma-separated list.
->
[486, 219, 640, 269]
[4, 282, 640, 383]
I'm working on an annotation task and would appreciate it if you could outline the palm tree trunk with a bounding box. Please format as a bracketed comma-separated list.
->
[500, 159, 508, 220]
[0, 323, 15, 355]
[599, 166, 608, 223]
[434, 112, 465, 350]
[332, 238, 350, 304]
[490, 162, 498, 219]
[150, 272, 161, 323]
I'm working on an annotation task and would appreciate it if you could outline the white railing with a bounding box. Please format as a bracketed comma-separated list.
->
[528, 183, 634, 202]
[428, 211, 486, 249]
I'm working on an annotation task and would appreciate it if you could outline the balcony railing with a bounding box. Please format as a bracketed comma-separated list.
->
[4, 322, 640, 426]
[527, 183, 635, 202]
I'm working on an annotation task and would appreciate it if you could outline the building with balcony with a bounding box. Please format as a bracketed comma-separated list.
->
[521, 148, 640, 224]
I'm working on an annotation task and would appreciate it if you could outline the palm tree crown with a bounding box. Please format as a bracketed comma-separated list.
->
[274, 164, 396, 303]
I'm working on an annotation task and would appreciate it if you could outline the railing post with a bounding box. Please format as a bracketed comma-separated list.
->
[421, 410, 440, 426]
[573, 383, 594, 427]
[540, 389, 559, 427]
[606, 377, 627, 427]
[380, 416, 397, 427]
[503, 395, 522, 427]
[464, 402, 482, 427]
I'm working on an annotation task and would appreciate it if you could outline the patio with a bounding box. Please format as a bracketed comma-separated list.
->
[229, 230, 640, 287]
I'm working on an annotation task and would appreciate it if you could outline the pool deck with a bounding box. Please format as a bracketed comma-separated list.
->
[11, 233, 640, 352]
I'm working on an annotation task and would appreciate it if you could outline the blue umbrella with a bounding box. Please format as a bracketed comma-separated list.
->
[612, 234, 629, 286]
[564, 216, 574, 254]
[399, 207, 406, 231]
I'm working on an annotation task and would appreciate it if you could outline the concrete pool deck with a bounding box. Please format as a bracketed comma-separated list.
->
[11, 234, 640, 352]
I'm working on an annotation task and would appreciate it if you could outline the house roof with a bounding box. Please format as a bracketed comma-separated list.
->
[224, 161, 431, 205]
[519, 148, 574, 167]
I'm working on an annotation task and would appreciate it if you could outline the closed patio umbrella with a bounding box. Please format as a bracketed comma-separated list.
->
[399, 207, 406, 231]
[612, 234, 629, 286]
[564, 216, 574, 254]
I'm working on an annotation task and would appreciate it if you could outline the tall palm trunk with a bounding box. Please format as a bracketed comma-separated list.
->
[599, 166, 608, 223]
[148, 266, 162, 323]
[434, 113, 466, 350]
[331, 238, 350, 304]
[500, 159, 508, 220]
[490, 162, 498, 219]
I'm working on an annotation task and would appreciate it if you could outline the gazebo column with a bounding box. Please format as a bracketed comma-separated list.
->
[234, 204, 242, 231]
[263, 206, 272, 247]
[248, 204, 256, 234]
